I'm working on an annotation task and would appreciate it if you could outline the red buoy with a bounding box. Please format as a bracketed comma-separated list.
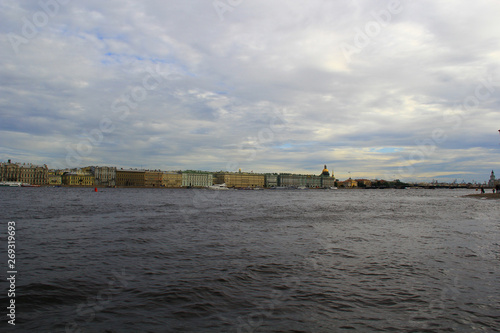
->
[94, 187, 98, 192]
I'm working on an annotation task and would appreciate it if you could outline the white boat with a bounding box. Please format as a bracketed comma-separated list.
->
[0, 181, 22, 187]
[207, 183, 230, 190]
[21, 183, 41, 187]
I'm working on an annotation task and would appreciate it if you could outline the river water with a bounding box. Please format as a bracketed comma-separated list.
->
[0, 187, 499, 332]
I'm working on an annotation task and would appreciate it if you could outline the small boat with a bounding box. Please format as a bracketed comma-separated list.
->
[207, 183, 230, 190]
[0, 182, 22, 187]
[21, 183, 41, 187]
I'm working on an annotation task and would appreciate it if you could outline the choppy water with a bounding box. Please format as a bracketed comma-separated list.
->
[0, 187, 499, 332]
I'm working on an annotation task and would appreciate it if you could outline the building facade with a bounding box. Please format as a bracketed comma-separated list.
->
[48, 171, 62, 186]
[338, 178, 358, 188]
[145, 171, 163, 187]
[355, 179, 372, 187]
[163, 172, 182, 188]
[181, 172, 213, 187]
[488, 170, 496, 187]
[116, 170, 146, 187]
[265, 174, 278, 188]
[0, 160, 48, 185]
[321, 177, 336, 188]
[214, 172, 265, 188]
[279, 174, 322, 188]
[92, 166, 117, 187]
[62, 172, 95, 186]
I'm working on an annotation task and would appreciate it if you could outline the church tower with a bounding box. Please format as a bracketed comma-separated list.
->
[321, 165, 330, 177]
[320, 165, 335, 179]
[488, 170, 496, 187]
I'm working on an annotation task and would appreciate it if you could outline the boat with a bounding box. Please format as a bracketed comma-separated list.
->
[21, 183, 41, 187]
[0, 182, 22, 187]
[207, 183, 230, 190]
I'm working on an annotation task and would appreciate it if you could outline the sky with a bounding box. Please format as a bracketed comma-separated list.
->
[1, 0, 499, 182]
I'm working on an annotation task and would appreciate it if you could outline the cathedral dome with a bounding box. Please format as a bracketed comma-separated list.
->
[321, 165, 330, 177]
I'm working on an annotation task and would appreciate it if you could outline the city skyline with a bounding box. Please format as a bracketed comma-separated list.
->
[2, 158, 496, 185]
[1, 1, 500, 182]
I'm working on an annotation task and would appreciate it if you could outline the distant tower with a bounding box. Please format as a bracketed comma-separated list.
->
[488, 170, 496, 187]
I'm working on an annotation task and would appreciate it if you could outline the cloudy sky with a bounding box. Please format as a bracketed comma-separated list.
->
[1, 0, 499, 182]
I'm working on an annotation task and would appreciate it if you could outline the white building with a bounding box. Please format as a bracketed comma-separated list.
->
[265, 174, 278, 188]
[488, 170, 496, 187]
[92, 166, 117, 186]
[181, 172, 213, 187]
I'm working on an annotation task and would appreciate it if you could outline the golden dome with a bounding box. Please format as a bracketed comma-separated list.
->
[321, 165, 330, 176]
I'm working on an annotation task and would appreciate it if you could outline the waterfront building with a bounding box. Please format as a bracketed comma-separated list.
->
[265, 174, 278, 188]
[279, 174, 322, 188]
[181, 171, 213, 188]
[321, 176, 336, 188]
[338, 178, 358, 188]
[92, 166, 117, 187]
[145, 171, 163, 187]
[488, 170, 496, 187]
[163, 172, 182, 188]
[279, 174, 300, 187]
[214, 172, 265, 188]
[320, 165, 336, 188]
[48, 171, 62, 186]
[116, 169, 146, 187]
[62, 171, 95, 186]
[356, 179, 372, 187]
[0, 160, 48, 185]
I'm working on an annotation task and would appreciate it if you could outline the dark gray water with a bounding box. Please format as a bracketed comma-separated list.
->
[0, 187, 499, 332]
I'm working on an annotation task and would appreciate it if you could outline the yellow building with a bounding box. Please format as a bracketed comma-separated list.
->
[163, 172, 182, 188]
[62, 172, 95, 186]
[339, 178, 358, 188]
[356, 179, 372, 187]
[145, 171, 163, 187]
[48, 171, 62, 186]
[0, 160, 48, 185]
[214, 172, 265, 188]
[116, 170, 146, 187]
